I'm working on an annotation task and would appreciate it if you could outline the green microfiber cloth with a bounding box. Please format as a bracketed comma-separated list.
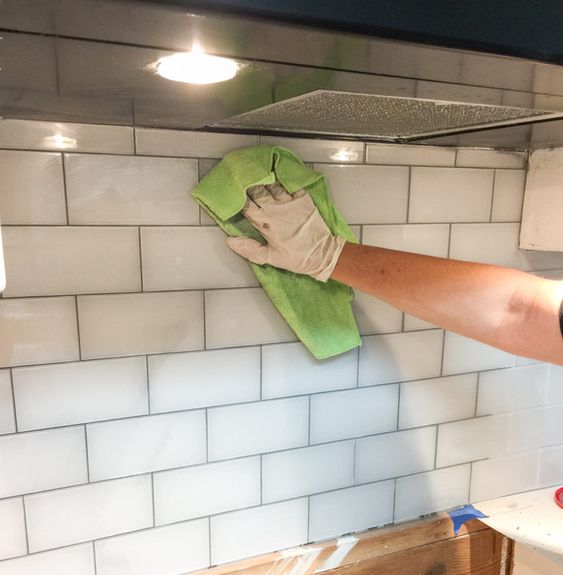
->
[192, 144, 361, 359]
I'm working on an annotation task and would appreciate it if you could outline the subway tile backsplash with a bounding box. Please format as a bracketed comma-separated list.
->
[1, 120, 561, 574]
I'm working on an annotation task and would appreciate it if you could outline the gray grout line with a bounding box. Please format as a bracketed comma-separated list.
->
[137, 227, 144, 292]
[259, 454, 263, 505]
[150, 473, 156, 527]
[145, 356, 151, 415]
[433, 425, 440, 470]
[84, 425, 91, 482]
[205, 409, 209, 463]
[74, 296, 82, 361]
[391, 478, 397, 523]
[21, 496, 30, 554]
[9, 369, 18, 432]
[439, 330, 446, 378]
[489, 169, 497, 222]
[202, 291, 207, 350]
[208, 516, 212, 567]
[406, 165, 412, 223]
[474, 373, 481, 417]
[306, 496, 311, 542]
[467, 462, 474, 502]
[307, 395, 312, 445]
[61, 153, 70, 226]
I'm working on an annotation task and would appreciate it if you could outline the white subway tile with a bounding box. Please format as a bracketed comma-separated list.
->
[0, 498, 26, 560]
[261, 342, 357, 399]
[262, 442, 354, 503]
[539, 444, 563, 486]
[492, 170, 526, 221]
[471, 452, 539, 501]
[311, 386, 398, 444]
[363, 224, 450, 257]
[477, 365, 550, 416]
[450, 223, 563, 271]
[205, 288, 295, 349]
[417, 81, 502, 105]
[2, 227, 140, 297]
[0, 297, 79, 368]
[208, 397, 308, 460]
[548, 365, 563, 404]
[94, 519, 209, 575]
[409, 167, 493, 223]
[154, 457, 260, 525]
[0, 370, 15, 435]
[65, 154, 199, 224]
[355, 427, 436, 483]
[135, 128, 257, 158]
[456, 148, 527, 169]
[506, 405, 563, 453]
[395, 465, 470, 522]
[0, 119, 133, 154]
[399, 374, 478, 429]
[359, 330, 443, 386]
[25, 476, 153, 552]
[0, 544, 95, 575]
[403, 314, 436, 331]
[260, 136, 364, 163]
[314, 165, 408, 224]
[77, 292, 204, 359]
[443, 332, 515, 375]
[309, 481, 394, 542]
[87, 411, 206, 481]
[0, 427, 87, 498]
[149, 348, 260, 413]
[210, 499, 308, 565]
[352, 291, 403, 336]
[366, 144, 456, 166]
[436, 416, 508, 467]
[141, 227, 257, 291]
[0, 151, 66, 224]
[13, 357, 148, 431]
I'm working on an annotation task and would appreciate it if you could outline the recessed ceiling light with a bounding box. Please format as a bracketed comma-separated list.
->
[156, 51, 238, 85]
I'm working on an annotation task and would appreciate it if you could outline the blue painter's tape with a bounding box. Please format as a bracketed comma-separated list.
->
[448, 504, 488, 535]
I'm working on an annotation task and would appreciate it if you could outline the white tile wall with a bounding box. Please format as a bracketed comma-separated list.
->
[394, 465, 471, 522]
[261, 342, 357, 399]
[310, 386, 398, 443]
[0, 151, 66, 224]
[65, 154, 199, 224]
[87, 411, 206, 481]
[262, 441, 354, 503]
[309, 481, 395, 542]
[0, 297, 79, 368]
[12, 357, 148, 431]
[355, 427, 437, 483]
[313, 165, 409, 224]
[140, 227, 258, 290]
[148, 347, 260, 413]
[0, 427, 87, 498]
[205, 288, 296, 349]
[94, 519, 209, 575]
[135, 128, 257, 158]
[208, 397, 308, 460]
[409, 167, 494, 222]
[210, 499, 308, 565]
[0, 498, 26, 560]
[0, 120, 556, 571]
[0, 371, 15, 435]
[399, 374, 478, 428]
[25, 476, 153, 552]
[154, 457, 260, 525]
[0, 545, 95, 575]
[359, 330, 443, 386]
[2, 227, 141, 297]
[77, 292, 204, 359]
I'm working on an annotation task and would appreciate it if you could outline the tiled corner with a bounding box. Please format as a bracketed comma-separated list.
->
[77, 291, 204, 359]
[148, 347, 260, 413]
[261, 341, 357, 399]
[0, 497, 27, 560]
[208, 397, 309, 461]
[492, 169, 526, 222]
[0, 370, 16, 435]
[366, 143, 456, 166]
[309, 480, 395, 542]
[262, 441, 354, 503]
[314, 165, 409, 224]
[210, 499, 308, 565]
[310, 385, 398, 443]
[12, 357, 148, 431]
[94, 519, 209, 575]
[154, 457, 260, 525]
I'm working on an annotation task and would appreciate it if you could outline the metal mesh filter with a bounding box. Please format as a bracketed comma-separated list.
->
[210, 90, 557, 141]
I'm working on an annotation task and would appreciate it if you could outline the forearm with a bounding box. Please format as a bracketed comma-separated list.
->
[332, 242, 563, 365]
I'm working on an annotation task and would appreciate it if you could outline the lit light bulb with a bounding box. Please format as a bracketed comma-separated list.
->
[156, 51, 238, 85]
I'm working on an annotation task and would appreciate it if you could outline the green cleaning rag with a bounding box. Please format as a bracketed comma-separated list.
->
[191, 144, 361, 360]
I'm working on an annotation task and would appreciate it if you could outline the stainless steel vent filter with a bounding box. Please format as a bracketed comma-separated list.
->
[210, 90, 561, 141]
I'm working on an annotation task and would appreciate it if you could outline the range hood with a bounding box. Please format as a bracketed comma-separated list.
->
[2, 0, 563, 149]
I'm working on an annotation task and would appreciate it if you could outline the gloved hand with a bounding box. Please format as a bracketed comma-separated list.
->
[227, 182, 346, 282]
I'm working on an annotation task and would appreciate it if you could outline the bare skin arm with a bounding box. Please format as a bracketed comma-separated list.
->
[332, 242, 563, 366]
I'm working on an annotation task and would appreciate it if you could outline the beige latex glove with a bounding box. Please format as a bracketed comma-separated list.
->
[227, 182, 346, 282]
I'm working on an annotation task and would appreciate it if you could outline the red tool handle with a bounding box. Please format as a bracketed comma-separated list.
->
[555, 487, 563, 509]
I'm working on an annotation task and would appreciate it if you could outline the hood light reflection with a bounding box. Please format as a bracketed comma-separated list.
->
[156, 51, 238, 85]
